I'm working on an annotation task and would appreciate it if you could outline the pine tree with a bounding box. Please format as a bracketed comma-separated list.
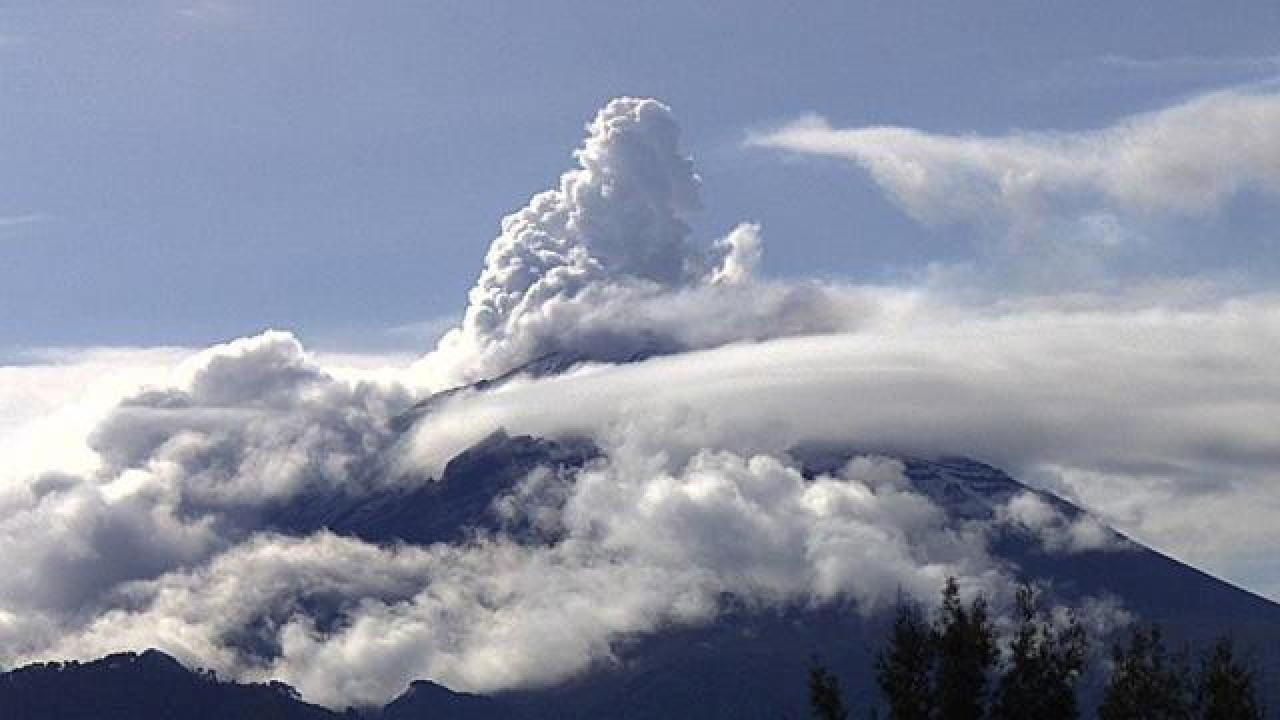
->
[1098, 625, 1192, 720]
[875, 593, 934, 720]
[933, 577, 998, 720]
[991, 584, 1087, 720]
[1195, 637, 1263, 720]
[809, 657, 850, 720]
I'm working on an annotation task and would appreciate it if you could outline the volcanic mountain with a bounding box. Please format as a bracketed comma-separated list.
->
[5, 96, 1278, 720]
[4, 358, 1278, 719]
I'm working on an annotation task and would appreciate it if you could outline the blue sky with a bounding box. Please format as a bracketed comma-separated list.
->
[4, 1, 1278, 351]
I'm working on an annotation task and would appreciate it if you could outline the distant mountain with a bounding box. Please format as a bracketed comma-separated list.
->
[379, 680, 514, 720]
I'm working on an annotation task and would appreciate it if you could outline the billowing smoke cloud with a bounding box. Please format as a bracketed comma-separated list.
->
[1, 94, 1276, 708]
[414, 98, 842, 388]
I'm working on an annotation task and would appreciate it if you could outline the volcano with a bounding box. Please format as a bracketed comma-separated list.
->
[4, 372, 1278, 718]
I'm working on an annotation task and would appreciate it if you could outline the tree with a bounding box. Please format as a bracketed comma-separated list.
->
[933, 577, 998, 720]
[991, 584, 1088, 720]
[875, 593, 934, 720]
[809, 657, 850, 720]
[1194, 637, 1263, 720]
[1098, 625, 1192, 720]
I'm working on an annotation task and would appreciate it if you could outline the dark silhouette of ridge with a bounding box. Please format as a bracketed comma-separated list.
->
[0, 649, 339, 720]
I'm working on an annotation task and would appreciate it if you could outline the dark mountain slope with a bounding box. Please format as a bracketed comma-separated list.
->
[378, 680, 517, 720]
[0, 650, 340, 720]
[262, 430, 595, 545]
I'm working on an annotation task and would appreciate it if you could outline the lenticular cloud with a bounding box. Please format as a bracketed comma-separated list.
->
[1, 96, 1278, 709]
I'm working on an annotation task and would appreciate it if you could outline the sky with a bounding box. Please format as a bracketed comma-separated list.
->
[1, 3, 1279, 707]
[2, 1, 1278, 351]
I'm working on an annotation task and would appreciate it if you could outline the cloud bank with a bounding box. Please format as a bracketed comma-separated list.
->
[2, 93, 1277, 707]
[404, 296, 1280, 529]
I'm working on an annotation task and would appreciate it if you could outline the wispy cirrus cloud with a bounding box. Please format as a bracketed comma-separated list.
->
[748, 88, 1280, 228]
[174, 1, 243, 25]
[0, 214, 50, 232]
[748, 87, 1280, 291]
[1094, 53, 1280, 81]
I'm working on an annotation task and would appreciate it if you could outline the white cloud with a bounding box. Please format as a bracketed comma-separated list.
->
[174, 1, 243, 25]
[88, 331, 413, 506]
[404, 292, 1280, 597]
[749, 88, 1280, 229]
[0, 214, 47, 228]
[0, 334, 413, 627]
[1095, 54, 1280, 81]
[405, 294, 1280, 484]
[706, 222, 763, 286]
[1040, 464, 1280, 598]
[0, 346, 191, 483]
[999, 491, 1127, 554]
[0, 213, 52, 240]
